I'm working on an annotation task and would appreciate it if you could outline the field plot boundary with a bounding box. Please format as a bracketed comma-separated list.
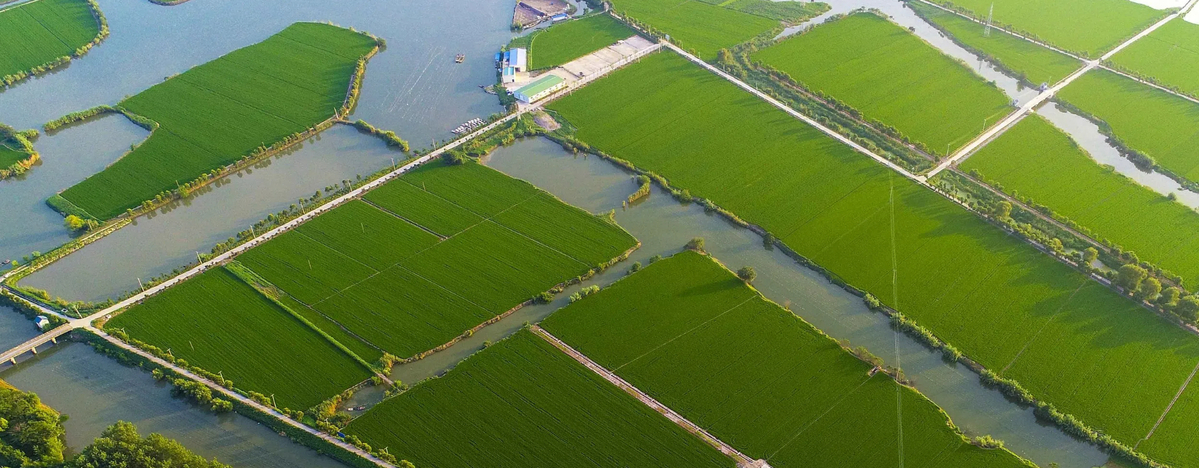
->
[1141, 360, 1199, 446]
[531, 325, 756, 465]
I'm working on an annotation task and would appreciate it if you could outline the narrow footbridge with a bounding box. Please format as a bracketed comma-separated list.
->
[1, 324, 72, 365]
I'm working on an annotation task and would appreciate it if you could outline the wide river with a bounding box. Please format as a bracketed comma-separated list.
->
[0, 0, 1163, 466]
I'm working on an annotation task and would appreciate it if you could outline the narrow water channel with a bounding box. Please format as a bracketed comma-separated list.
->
[787, 0, 1199, 211]
[0, 343, 346, 468]
[21, 126, 401, 303]
[0, 115, 148, 270]
[1037, 103, 1199, 209]
[353, 137, 1111, 468]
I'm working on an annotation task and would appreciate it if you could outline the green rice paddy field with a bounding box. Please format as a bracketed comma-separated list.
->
[0, 0, 99, 79]
[609, 0, 777, 59]
[542, 251, 1030, 468]
[909, 2, 1080, 85]
[346, 330, 732, 468]
[528, 14, 636, 70]
[548, 49, 1199, 466]
[752, 13, 1011, 156]
[1058, 69, 1199, 187]
[55, 22, 378, 220]
[106, 267, 372, 410]
[108, 160, 635, 410]
[234, 160, 636, 360]
[1111, 17, 1199, 98]
[926, 0, 1167, 57]
[961, 115, 1199, 287]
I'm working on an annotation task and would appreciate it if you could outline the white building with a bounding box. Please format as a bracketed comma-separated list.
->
[509, 48, 528, 72]
[514, 74, 566, 103]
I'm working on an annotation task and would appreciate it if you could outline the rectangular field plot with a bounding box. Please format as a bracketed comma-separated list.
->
[344, 329, 733, 468]
[237, 160, 636, 359]
[1058, 69, 1199, 186]
[752, 12, 1011, 156]
[926, 0, 1167, 57]
[961, 115, 1199, 288]
[909, 1, 1080, 85]
[106, 268, 372, 410]
[1111, 17, 1199, 98]
[548, 49, 1199, 463]
[528, 14, 637, 70]
[56, 22, 379, 220]
[609, 0, 778, 59]
[0, 0, 100, 78]
[542, 251, 1032, 468]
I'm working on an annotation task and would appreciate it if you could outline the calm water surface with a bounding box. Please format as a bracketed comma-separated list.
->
[1, 343, 346, 468]
[21, 126, 401, 302]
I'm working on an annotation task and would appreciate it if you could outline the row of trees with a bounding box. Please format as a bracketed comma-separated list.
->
[2, 383, 225, 468]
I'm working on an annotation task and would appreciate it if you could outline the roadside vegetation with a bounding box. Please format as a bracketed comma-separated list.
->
[106, 267, 374, 410]
[52, 22, 381, 221]
[962, 115, 1199, 293]
[608, 0, 825, 59]
[908, 1, 1081, 86]
[1057, 69, 1199, 191]
[522, 14, 636, 70]
[752, 12, 1011, 157]
[1109, 17, 1199, 99]
[2, 381, 229, 468]
[925, 0, 1169, 58]
[543, 251, 1034, 468]
[345, 329, 732, 468]
[548, 49, 1199, 468]
[0, 0, 107, 89]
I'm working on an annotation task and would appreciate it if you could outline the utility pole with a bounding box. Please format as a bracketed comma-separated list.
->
[984, 3, 994, 37]
[137, 278, 145, 292]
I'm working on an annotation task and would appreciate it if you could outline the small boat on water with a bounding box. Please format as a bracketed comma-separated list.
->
[455, 53, 465, 63]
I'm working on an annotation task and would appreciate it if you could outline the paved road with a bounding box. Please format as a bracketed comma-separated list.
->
[925, 0, 1199, 178]
[87, 326, 396, 468]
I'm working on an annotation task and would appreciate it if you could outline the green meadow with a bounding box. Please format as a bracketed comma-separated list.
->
[909, 1, 1080, 85]
[235, 161, 636, 359]
[528, 14, 636, 70]
[0, 0, 100, 79]
[961, 115, 1199, 287]
[548, 49, 1199, 464]
[1058, 69, 1199, 187]
[926, 0, 1167, 57]
[609, 0, 777, 59]
[55, 22, 378, 220]
[106, 268, 372, 410]
[345, 330, 733, 468]
[1111, 17, 1199, 98]
[543, 251, 1031, 468]
[752, 12, 1011, 156]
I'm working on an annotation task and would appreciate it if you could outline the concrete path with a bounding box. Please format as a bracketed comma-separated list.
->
[531, 325, 765, 468]
[925, 0, 1199, 178]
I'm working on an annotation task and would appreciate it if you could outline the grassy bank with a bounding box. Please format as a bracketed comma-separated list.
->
[752, 12, 1011, 156]
[908, 1, 1081, 86]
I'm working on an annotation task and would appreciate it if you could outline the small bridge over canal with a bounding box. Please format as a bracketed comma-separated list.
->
[1, 324, 72, 365]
